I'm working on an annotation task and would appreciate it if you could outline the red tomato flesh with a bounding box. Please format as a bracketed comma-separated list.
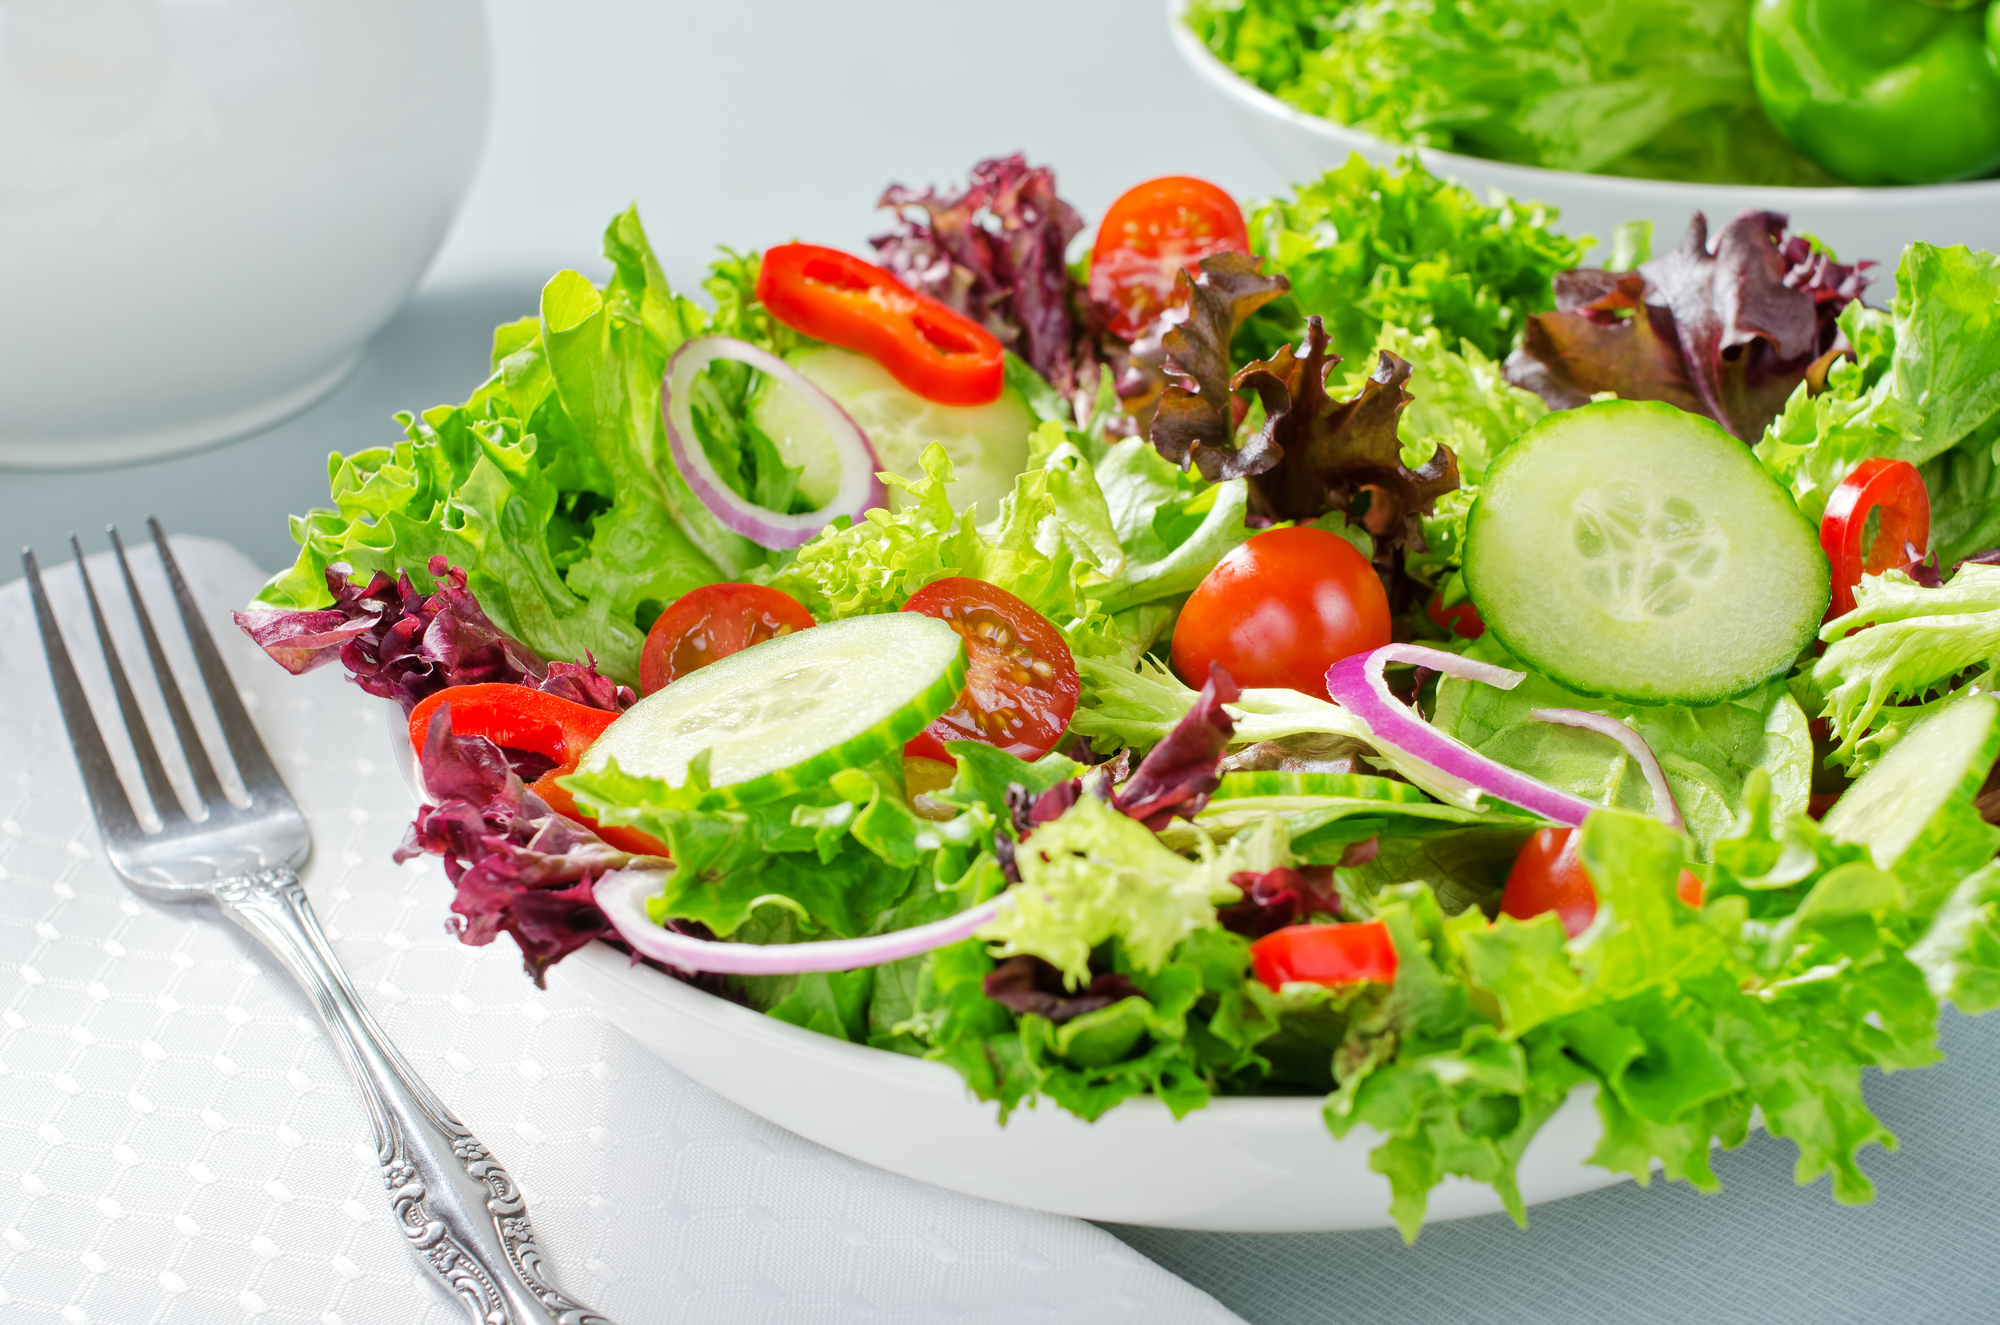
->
[638, 583, 816, 696]
[407, 685, 665, 856]
[1088, 176, 1250, 340]
[1249, 921, 1398, 990]
[1425, 591, 1486, 640]
[756, 243, 1003, 405]
[1171, 526, 1390, 700]
[899, 577, 1080, 763]
[1501, 827, 1703, 938]
[1820, 457, 1930, 619]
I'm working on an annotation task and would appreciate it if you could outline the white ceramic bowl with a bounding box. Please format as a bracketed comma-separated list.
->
[0, 0, 489, 470]
[1167, 0, 2000, 264]
[379, 716, 1628, 1232]
[549, 940, 1628, 1232]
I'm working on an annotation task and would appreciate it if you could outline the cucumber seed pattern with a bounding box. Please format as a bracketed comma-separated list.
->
[1572, 481, 1728, 620]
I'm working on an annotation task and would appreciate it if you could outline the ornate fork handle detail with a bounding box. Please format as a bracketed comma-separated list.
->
[214, 868, 615, 1325]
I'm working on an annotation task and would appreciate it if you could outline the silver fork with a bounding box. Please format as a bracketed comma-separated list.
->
[24, 520, 614, 1325]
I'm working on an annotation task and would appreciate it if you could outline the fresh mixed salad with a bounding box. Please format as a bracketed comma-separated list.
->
[1185, 0, 2000, 188]
[236, 153, 2000, 1238]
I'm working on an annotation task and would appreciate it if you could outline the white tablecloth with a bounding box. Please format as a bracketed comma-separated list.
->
[0, 537, 1240, 1325]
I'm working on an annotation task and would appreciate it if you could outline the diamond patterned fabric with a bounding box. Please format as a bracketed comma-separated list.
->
[0, 537, 1241, 1325]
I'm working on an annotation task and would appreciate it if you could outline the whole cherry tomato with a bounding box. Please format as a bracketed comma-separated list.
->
[1500, 827, 1703, 938]
[638, 583, 816, 695]
[1820, 457, 1930, 619]
[1171, 526, 1391, 700]
[1426, 591, 1486, 640]
[756, 243, 1003, 405]
[1248, 921, 1398, 990]
[1087, 176, 1250, 340]
[899, 577, 1079, 764]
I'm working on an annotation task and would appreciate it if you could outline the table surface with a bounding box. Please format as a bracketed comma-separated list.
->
[8, 2, 2000, 1321]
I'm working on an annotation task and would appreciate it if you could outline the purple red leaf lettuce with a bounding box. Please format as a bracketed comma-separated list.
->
[1507, 211, 1872, 440]
[873, 154, 1091, 395]
[1110, 663, 1241, 830]
[1148, 253, 1292, 480]
[394, 706, 633, 985]
[1216, 863, 1346, 938]
[982, 954, 1140, 1024]
[1231, 315, 1459, 539]
[235, 558, 633, 717]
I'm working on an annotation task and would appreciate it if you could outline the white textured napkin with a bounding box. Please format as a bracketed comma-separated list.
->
[0, 537, 1241, 1325]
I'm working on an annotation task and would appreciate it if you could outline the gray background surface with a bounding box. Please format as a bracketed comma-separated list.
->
[7, 2, 1997, 1322]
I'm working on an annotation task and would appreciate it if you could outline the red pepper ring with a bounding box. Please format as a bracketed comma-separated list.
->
[755, 243, 1004, 406]
[407, 685, 666, 858]
[1820, 457, 1931, 620]
[1248, 920, 1398, 991]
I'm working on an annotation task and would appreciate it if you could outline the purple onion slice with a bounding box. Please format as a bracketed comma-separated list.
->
[595, 868, 1007, 975]
[661, 336, 888, 549]
[1530, 707, 1684, 830]
[1322, 644, 1600, 826]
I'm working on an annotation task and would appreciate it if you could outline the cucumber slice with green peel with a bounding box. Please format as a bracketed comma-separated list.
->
[749, 346, 1036, 520]
[1465, 400, 1829, 705]
[1213, 771, 1434, 802]
[1822, 691, 2000, 916]
[573, 614, 967, 805]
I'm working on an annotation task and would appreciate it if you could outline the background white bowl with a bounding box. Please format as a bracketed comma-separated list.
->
[550, 940, 1630, 1233]
[1167, 0, 2000, 267]
[0, 0, 489, 470]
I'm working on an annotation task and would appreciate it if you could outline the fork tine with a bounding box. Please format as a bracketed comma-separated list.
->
[146, 519, 293, 804]
[24, 548, 145, 842]
[71, 535, 185, 825]
[110, 526, 229, 808]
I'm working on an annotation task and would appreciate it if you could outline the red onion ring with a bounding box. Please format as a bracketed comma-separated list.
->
[1530, 708, 1684, 830]
[595, 868, 1007, 975]
[661, 336, 888, 549]
[1322, 644, 1600, 825]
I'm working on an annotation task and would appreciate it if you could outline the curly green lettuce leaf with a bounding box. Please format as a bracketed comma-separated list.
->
[1759, 244, 2000, 555]
[975, 794, 1280, 984]
[1240, 154, 1589, 371]
[253, 208, 825, 683]
[1812, 565, 2000, 773]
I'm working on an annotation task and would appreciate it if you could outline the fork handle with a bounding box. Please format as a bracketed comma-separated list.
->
[214, 867, 615, 1325]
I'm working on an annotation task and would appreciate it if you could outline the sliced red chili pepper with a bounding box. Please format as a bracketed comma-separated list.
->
[1248, 921, 1398, 990]
[755, 243, 1004, 406]
[407, 685, 665, 857]
[1820, 457, 1930, 619]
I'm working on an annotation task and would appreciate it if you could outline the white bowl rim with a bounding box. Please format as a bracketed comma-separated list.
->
[1164, 0, 2000, 207]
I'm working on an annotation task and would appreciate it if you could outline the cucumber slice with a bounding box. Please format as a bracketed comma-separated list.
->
[1822, 691, 2000, 916]
[749, 346, 1035, 520]
[576, 614, 966, 805]
[1214, 771, 1433, 802]
[1465, 400, 1829, 705]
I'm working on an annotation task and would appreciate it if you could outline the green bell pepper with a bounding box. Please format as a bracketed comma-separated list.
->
[1750, 0, 2000, 185]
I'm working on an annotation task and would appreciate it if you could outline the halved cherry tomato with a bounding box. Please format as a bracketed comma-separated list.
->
[1171, 526, 1390, 700]
[1249, 921, 1398, 990]
[1088, 176, 1250, 340]
[639, 583, 815, 696]
[1426, 591, 1486, 640]
[756, 243, 1003, 405]
[1500, 827, 1702, 938]
[1820, 457, 1930, 619]
[407, 685, 666, 857]
[899, 577, 1080, 764]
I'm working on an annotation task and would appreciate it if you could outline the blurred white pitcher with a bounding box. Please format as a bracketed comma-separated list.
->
[0, 0, 489, 469]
